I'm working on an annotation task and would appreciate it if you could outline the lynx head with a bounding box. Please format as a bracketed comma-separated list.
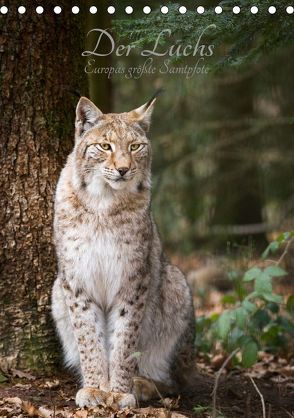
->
[73, 96, 156, 193]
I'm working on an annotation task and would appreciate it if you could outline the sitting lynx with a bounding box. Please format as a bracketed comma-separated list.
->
[51, 95, 195, 409]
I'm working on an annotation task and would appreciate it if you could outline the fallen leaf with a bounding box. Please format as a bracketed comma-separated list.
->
[41, 379, 60, 389]
[61, 410, 78, 418]
[211, 354, 226, 370]
[271, 375, 290, 386]
[0, 406, 15, 415]
[22, 400, 40, 416]
[15, 382, 32, 389]
[159, 396, 180, 409]
[75, 410, 89, 418]
[133, 407, 171, 418]
[11, 368, 36, 380]
[3, 397, 22, 406]
[38, 407, 54, 418]
[280, 366, 294, 377]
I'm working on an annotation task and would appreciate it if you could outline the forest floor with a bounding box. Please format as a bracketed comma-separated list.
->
[1, 253, 293, 418]
[0, 359, 293, 418]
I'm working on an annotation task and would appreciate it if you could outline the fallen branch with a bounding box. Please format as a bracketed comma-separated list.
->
[211, 348, 239, 418]
[249, 377, 266, 418]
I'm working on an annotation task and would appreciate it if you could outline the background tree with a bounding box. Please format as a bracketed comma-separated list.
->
[210, 74, 265, 247]
[85, 0, 113, 112]
[0, 1, 87, 370]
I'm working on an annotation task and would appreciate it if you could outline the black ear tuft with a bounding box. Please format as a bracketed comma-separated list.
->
[75, 97, 103, 138]
[128, 90, 163, 132]
[145, 88, 164, 109]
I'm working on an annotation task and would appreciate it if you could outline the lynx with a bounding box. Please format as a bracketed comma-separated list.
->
[51, 95, 195, 409]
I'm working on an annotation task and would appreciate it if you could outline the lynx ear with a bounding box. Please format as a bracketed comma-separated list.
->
[128, 94, 158, 132]
[75, 97, 103, 138]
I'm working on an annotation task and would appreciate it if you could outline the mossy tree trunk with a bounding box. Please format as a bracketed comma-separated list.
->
[0, 1, 87, 371]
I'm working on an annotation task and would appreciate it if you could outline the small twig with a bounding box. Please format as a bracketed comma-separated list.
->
[276, 236, 294, 266]
[264, 259, 277, 265]
[151, 380, 165, 406]
[211, 348, 239, 418]
[249, 377, 266, 418]
[268, 403, 272, 418]
[283, 409, 294, 417]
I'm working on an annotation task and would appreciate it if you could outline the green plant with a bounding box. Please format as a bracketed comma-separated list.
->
[193, 404, 227, 418]
[262, 231, 294, 260]
[193, 404, 210, 414]
[196, 232, 294, 367]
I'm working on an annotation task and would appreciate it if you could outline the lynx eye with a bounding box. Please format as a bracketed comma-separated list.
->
[130, 144, 141, 152]
[98, 143, 112, 151]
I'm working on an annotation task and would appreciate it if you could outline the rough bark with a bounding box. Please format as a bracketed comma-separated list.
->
[0, 1, 87, 371]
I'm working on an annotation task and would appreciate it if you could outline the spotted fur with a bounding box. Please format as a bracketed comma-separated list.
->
[51, 97, 195, 408]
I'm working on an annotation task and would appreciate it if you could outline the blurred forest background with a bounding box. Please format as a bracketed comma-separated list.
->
[88, 0, 294, 255]
[0, 0, 293, 386]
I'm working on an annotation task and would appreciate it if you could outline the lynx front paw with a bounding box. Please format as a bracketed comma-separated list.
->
[75, 387, 106, 408]
[115, 393, 136, 409]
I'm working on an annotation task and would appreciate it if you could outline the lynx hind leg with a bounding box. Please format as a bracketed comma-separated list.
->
[172, 320, 196, 390]
[167, 266, 196, 389]
[172, 286, 196, 389]
[51, 277, 80, 371]
[133, 377, 176, 402]
[139, 264, 196, 394]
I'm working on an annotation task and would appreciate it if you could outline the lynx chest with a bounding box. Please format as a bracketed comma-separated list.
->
[65, 221, 132, 308]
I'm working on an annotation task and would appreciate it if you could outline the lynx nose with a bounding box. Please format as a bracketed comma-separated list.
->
[117, 167, 129, 177]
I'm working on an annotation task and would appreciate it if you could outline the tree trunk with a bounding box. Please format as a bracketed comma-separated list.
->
[211, 74, 266, 247]
[0, 2, 87, 371]
[86, 0, 112, 112]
